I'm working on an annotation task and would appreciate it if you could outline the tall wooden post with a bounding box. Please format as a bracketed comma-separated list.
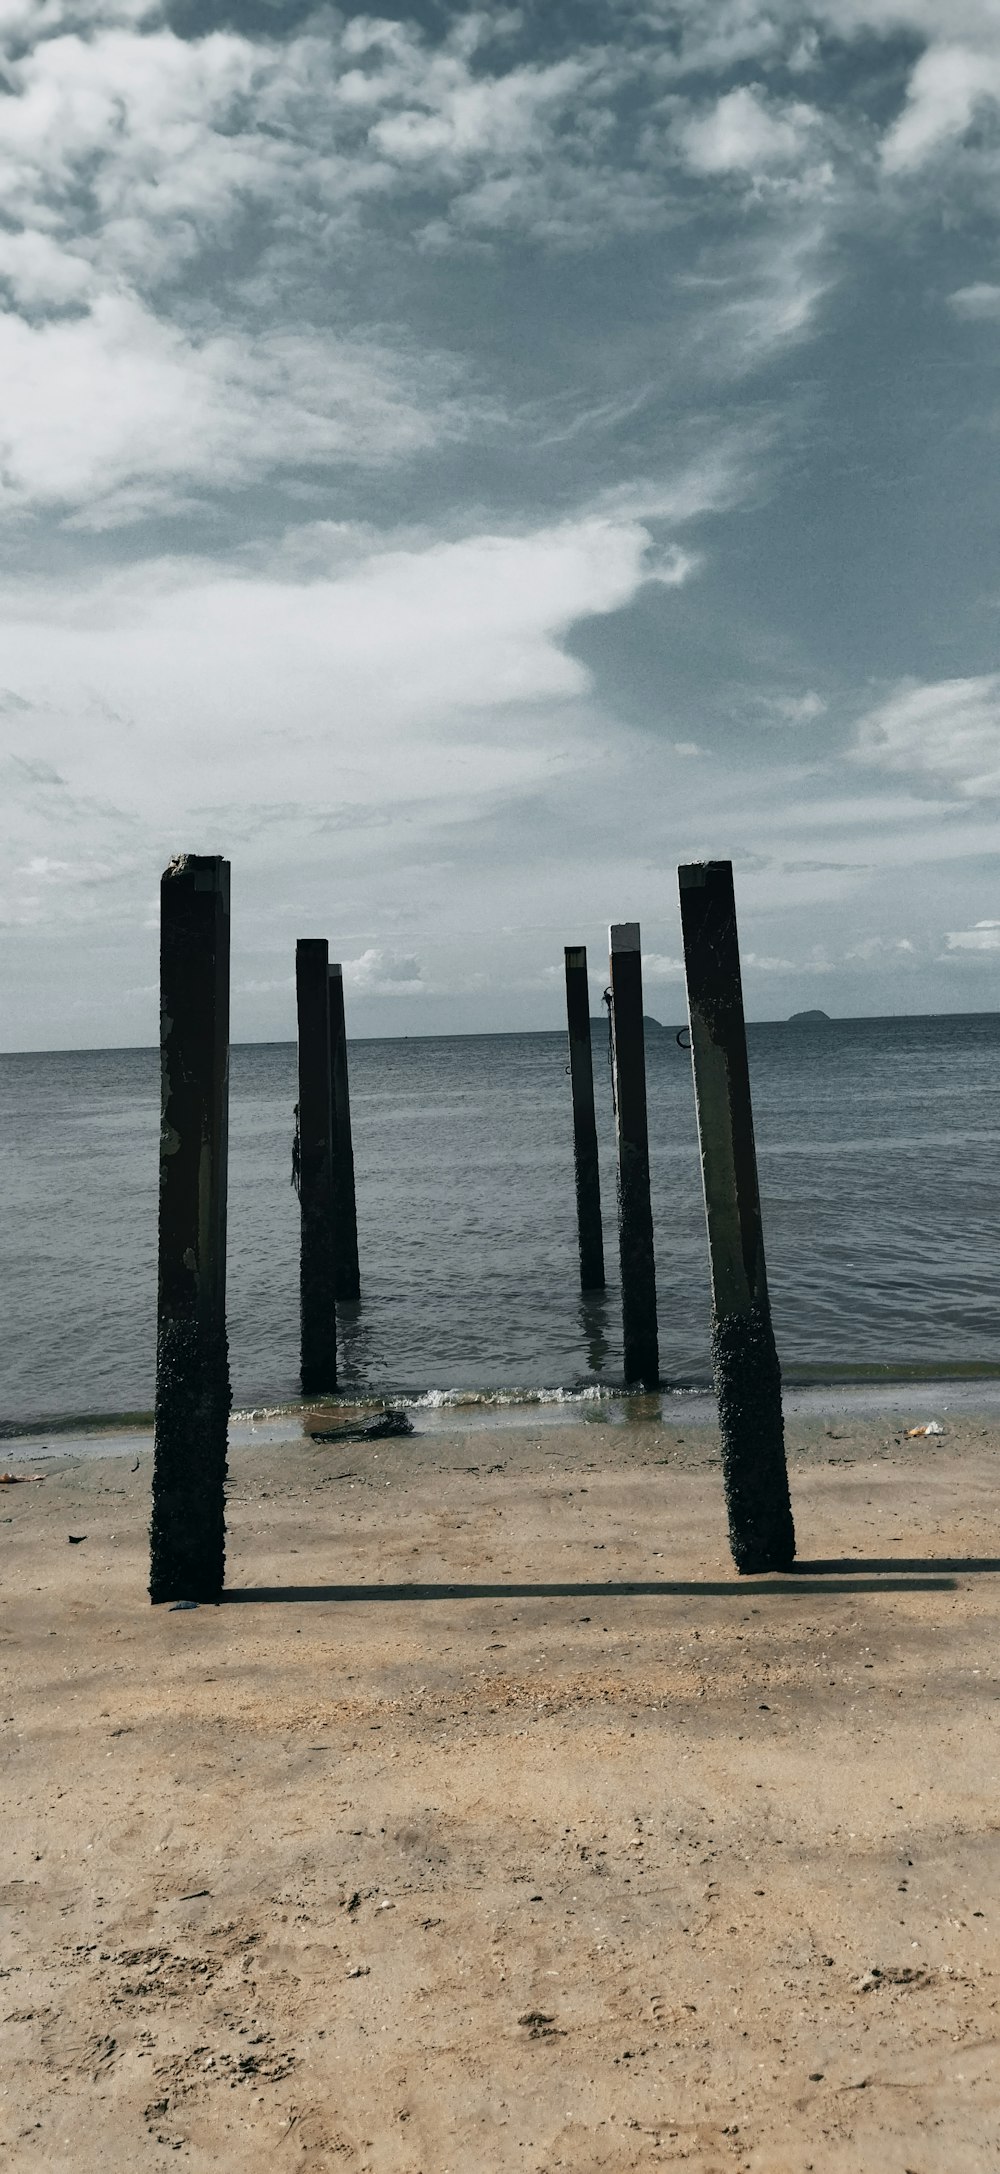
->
[677, 861, 795, 1574]
[296, 938, 338, 1394]
[564, 945, 605, 1292]
[150, 854, 231, 1604]
[609, 922, 659, 1388]
[328, 963, 361, 1303]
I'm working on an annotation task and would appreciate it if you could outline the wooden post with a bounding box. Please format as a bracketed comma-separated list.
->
[677, 860, 795, 1574]
[609, 922, 659, 1387]
[149, 854, 231, 1604]
[328, 963, 361, 1303]
[564, 945, 605, 1292]
[296, 938, 338, 1393]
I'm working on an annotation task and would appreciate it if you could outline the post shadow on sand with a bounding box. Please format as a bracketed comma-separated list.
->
[223, 1570, 959, 1604]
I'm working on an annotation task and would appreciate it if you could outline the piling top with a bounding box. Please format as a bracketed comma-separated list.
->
[161, 854, 229, 901]
[678, 860, 733, 890]
[564, 945, 587, 969]
[610, 922, 640, 953]
[329, 961, 344, 980]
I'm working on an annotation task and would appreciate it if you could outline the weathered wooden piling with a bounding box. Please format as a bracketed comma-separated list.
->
[564, 944, 605, 1292]
[328, 962, 361, 1303]
[296, 938, 338, 1393]
[608, 922, 659, 1387]
[677, 860, 795, 1574]
[149, 854, 231, 1604]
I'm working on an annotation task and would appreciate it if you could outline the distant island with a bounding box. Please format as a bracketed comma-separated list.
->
[787, 1008, 832, 1023]
[590, 1014, 670, 1034]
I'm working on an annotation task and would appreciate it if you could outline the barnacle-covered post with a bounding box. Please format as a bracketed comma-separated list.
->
[150, 854, 231, 1604]
[677, 860, 795, 1574]
[564, 944, 605, 1293]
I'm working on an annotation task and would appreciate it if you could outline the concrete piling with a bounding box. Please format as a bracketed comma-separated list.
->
[149, 854, 231, 1604]
[564, 944, 605, 1292]
[608, 922, 659, 1388]
[296, 937, 338, 1394]
[677, 860, 795, 1574]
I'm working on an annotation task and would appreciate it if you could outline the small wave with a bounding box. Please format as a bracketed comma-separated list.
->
[406, 1384, 617, 1411]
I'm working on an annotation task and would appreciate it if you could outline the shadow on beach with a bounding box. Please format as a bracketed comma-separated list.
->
[223, 1570, 960, 1603]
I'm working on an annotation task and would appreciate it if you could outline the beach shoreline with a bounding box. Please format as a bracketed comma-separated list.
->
[5, 1371, 1000, 1464]
[3, 1412, 1000, 2169]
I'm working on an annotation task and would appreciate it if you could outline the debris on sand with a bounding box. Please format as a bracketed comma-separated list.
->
[311, 1411, 414, 1444]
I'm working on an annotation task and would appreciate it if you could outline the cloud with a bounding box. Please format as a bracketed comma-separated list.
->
[641, 952, 685, 979]
[0, 293, 461, 523]
[855, 675, 1000, 798]
[946, 919, 1000, 951]
[0, 9, 648, 284]
[845, 934, 917, 960]
[366, 53, 591, 166]
[949, 282, 1000, 319]
[681, 222, 832, 374]
[0, 505, 684, 816]
[741, 950, 801, 972]
[767, 690, 827, 723]
[343, 946, 425, 993]
[0, 9, 844, 535]
[677, 86, 824, 180]
[881, 43, 1000, 172]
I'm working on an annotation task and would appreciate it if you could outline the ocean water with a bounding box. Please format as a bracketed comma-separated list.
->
[1, 1014, 998, 1429]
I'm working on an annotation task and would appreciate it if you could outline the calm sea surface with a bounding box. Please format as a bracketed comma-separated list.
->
[1, 1015, 998, 1428]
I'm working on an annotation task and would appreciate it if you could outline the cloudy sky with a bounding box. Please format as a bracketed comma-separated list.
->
[2, 0, 1000, 1047]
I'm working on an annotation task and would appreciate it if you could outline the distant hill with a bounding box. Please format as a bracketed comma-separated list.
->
[590, 1014, 670, 1034]
[788, 1008, 832, 1023]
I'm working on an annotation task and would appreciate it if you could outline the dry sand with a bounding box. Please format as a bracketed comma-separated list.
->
[2, 1409, 1000, 2172]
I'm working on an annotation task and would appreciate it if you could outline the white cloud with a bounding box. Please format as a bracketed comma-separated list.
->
[855, 675, 1000, 799]
[0, 10, 644, 284]
[769, 690, 827, 723]
[0, 507, 682, 816]
[0, 293, 456, 523]
[678, 86, 822, 178]
[343, 947, 425, 993]
[946, 919, 1000, 951]
[881, 43, 1000, 172]
[641, 952, 685, 978]
[367, 54, 590, 165]
[681, 222, 831, 373]
[949, 282, 1000, 320]
[845, 934, 917, 961]
[0, 228, 94, 308]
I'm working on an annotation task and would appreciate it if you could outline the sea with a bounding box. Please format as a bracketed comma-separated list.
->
[1, 1013, 998, 1433]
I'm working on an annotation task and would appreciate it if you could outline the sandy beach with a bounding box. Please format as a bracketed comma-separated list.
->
[3, 1407, 1000, 2172]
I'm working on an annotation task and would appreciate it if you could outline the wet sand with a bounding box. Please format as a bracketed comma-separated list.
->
[3, 1409, 1000, 2172]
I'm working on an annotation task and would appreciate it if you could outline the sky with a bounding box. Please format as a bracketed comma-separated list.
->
[1, 0, 999, 1047]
